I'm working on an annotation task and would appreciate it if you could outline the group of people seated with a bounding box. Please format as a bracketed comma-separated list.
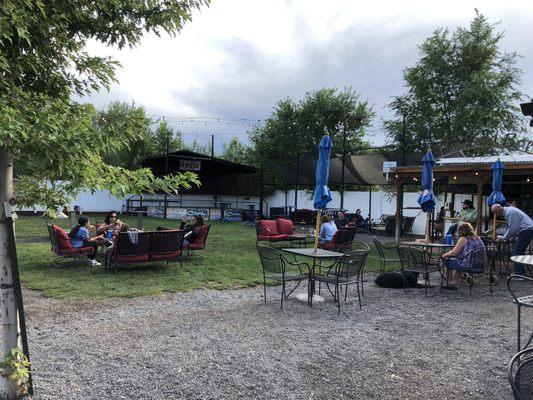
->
[317, 209, 373, 245]
[66, 210, 205, 266]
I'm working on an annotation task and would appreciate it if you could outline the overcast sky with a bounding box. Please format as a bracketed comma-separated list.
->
[82, 0, 533, 150]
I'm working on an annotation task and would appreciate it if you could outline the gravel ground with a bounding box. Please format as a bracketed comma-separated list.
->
[22, 274, 528, 400]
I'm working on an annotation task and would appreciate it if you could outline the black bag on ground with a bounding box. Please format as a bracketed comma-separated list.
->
[375, 270, 419, 288]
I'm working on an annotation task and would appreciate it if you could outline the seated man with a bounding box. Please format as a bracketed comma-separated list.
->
[335, 210, 349, 228]
[447, 199, 477, 237]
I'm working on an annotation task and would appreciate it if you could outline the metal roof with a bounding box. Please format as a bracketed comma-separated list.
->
[436, 154, 533, 166]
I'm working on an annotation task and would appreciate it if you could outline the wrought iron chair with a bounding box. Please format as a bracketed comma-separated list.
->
[508, 275, 533, 352]
[372, 236, 401, 273]
[440, 247, 494, 295]
[311, 249, 368, 313]
[256, 245, 309, 309]
[508, 347, 533, 400]
[399, 246, 435, 296]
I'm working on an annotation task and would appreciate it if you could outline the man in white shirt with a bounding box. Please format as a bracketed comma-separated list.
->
[492, 204, 533, 274]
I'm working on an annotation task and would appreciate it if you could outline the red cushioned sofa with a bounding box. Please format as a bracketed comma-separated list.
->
[105, 230, 185, 272]
[256, 219, 307, 246]
[47, 223, 95, 268]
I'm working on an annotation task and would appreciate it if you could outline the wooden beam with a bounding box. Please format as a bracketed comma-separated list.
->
[395, 180, 404, 243]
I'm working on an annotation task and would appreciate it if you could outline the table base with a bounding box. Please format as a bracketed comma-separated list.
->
[295, 293, 325, 303]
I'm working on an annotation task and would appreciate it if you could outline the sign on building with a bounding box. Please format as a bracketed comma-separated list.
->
[180, 160, 201, 171]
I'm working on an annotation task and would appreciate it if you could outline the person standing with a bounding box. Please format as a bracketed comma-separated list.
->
[491, 204, 533, 275]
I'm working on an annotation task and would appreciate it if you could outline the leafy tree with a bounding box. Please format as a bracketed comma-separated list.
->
[0, 1, 207, 397]
[186, 138, 211, 155]
[385, 13, 528, 156]
[97, 101, 155, 169]
[152, 120, 185, 155]
[249, 87, 374, 183]
[221, 138, 251, 164]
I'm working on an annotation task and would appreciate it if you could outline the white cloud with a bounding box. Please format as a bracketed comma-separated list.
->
[80, 0, 533, 146]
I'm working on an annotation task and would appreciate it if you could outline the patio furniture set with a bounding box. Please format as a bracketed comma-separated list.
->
[47, 223, 211, 272]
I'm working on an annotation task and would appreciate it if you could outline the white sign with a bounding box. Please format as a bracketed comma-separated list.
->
[382, 161, 397, 173]
[180, 160, 201, 171]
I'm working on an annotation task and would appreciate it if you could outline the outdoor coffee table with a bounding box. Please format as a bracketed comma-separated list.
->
[282, 247, 344, 304]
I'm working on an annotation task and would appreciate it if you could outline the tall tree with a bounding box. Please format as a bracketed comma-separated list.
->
[385, 13, 527, 156]
[97, 101, 155, 169]
[152, 120, 185, 155]
[221, 138, 251, 164]
[249, 87, 374, 183]
[0, 1, 207, 397]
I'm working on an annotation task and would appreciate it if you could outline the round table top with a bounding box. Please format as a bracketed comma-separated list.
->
[511, 255, 533, 266]
[399, 241, 454, 248]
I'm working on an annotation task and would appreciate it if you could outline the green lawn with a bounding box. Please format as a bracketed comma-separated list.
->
[14, 214, 389, 299]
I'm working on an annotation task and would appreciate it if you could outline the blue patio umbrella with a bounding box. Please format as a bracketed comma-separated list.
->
[487, 158, 505, 239]
[313, 135, 333, 210]
[487, 158, 506, 207]
[417, 150, 435, 242]
[312, 135, 333, 252]
[417, 150, 436, 213]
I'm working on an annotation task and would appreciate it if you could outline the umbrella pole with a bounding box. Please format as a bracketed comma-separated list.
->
[425, 212, 430, 243]
[313, 210, 321, 254]
[493, 213, 497, 240]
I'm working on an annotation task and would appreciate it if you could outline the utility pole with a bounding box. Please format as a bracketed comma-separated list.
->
[259, 130, 264, 218]
[401, 113, 406, 167]
[294, 121, 299, 210]
[163, 119, 169, 219]
[340, 122, 347, 210]
[211, 134, 215, 158]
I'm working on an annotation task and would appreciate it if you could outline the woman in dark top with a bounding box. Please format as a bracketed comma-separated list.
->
[180, 214, 205, 244]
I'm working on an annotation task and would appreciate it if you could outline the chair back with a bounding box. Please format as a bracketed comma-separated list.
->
[47, 223, 60, 252]
[372, 236, 385, 259]
[385, 216, 396, 235]
[334, 250, 368, 279]
[257, 220, 279, 236]
[402, 217, 415, 233]
[114, 232, 151, 257]
[508, 347, 533, 400]
[150, 230, 184, 255]
[352, 241, 370, 252]
[257, 245, 285, 275]
[332, 227, 355, 245]
[396, 245, 413, 269]
[189, 224, 210, 249]
[408, 246, 428, 269]
[462, 247, 487, 272]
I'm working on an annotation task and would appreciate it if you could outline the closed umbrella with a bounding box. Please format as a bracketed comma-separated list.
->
[312, 135, 333, 252]
[487, 158, 506, 239]
[417, 150, 435, 242]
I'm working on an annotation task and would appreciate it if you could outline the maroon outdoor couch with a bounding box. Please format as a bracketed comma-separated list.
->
[105, 230, 185, 272]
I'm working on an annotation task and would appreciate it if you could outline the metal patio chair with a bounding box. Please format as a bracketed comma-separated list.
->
[256, 245, 309, 309]
[508, 347, 533, 400]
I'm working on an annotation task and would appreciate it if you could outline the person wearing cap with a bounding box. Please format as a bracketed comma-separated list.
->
[446, 199, 477, 237]
[491, 204, 533, 275]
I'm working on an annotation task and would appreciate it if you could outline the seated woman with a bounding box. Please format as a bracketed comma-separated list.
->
[180, 214, 205, 244]
[349, 209, 365, 227]
[318, 215, 338, 244]
[97, 210, 123, 235]
[69, 216, 104, 267]
[440, 222, 485, 290]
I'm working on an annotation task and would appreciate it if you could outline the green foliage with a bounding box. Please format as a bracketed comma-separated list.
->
[249, 88, 374, 184]
[221, 137, 251, 164]
[187, 138, 211, 155]
[385, 13, 528, 156]
[152, 120, 185, 155]
[0, 348, 30, 397]
[97, 101, 155, 169]
[0, 0, 210, 209]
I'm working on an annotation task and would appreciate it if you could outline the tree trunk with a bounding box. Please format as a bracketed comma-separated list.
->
[0, 146, 17, 399]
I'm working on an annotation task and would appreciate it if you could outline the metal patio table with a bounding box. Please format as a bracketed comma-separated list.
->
[282, 247, 344, 304]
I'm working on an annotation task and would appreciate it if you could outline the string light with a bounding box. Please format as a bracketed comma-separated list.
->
[453, 176, 457, 180]
[528, 177, 531, 183]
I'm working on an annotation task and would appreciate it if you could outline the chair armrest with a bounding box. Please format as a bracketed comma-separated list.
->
[285, 259, 310, 274]
[507, 274, 533, 303]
